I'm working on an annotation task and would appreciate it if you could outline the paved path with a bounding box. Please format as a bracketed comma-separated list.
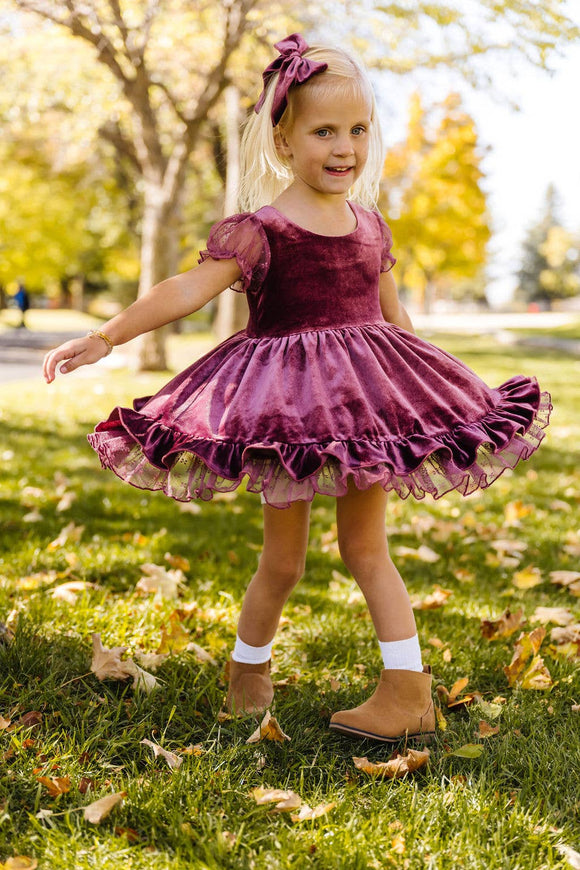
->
[1, 311, 578, 384]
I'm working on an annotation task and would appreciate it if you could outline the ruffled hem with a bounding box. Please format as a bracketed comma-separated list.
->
[87, 382, 552, 510]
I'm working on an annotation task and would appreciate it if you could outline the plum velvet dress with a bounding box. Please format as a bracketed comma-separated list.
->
[88, 203, 551, 508]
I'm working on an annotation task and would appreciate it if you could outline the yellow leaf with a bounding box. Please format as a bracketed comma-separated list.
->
[391, 832, 406, 854]
[156, 613, 190, 655]
[411, 585, 452, 610]
[36, 776, 71, 796]
[83, 791, 125, 824]
[164, 552, 190, 572]
[449, 677, 469, 700]
[246, 710, 291, 744]
[434, 704, 447, 731]
[504, 501, 533, 524]
[504, 628, 552, 688]
[519, 656, 553, 690]
[513, 566, 543, 589]
[353, 748, 430, 779]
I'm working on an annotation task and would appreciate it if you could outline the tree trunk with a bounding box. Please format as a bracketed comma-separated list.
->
[131, 182, 174, 371]
[214, 85, 248, 342]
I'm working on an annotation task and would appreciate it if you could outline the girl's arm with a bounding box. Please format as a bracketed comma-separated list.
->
[379, 270, 415, 334]
[43, 257, 242, 383]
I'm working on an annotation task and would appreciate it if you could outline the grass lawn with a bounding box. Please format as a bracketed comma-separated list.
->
[1, 334, 579, 869]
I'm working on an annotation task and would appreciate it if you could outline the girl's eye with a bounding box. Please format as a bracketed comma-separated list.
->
[352, 126, 366, 136]
[315, 130, 330, 138]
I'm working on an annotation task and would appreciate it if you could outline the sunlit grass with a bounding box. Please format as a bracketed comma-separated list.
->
[1, 334, 579, 869]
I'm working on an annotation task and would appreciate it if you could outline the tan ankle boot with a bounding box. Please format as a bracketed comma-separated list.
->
[224, 658, 274, 716]
[329, 667, 435, 743]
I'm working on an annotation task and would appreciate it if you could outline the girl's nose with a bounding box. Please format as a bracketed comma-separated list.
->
[333, 135, 355, 156]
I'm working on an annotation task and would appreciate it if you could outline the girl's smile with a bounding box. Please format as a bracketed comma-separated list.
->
[276, 88, 372, 200]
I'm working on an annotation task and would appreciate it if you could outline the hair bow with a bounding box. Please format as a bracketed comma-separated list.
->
[255, 33, 328, 126]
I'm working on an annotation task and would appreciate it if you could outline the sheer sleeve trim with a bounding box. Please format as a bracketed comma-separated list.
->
[198, 213, 270, 293]
[374, 210, 396, 274]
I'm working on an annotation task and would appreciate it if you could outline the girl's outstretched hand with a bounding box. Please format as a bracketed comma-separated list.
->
[43, 335, 109, 384]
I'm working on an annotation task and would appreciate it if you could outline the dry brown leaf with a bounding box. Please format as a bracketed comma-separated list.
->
[0, 716, 11, 730]
[551, 624, 580, 644]
[476, 720, 500, 738]
[449, 677, 469, 700]
[557, 844, 580, 869]
[512, 565, 543, 589]
[3, 858, 39, 870]
[443, 648, 453, 662]
[490, 539, 527, 556]
[428, 637, 445, 649]
[156, 613, 190, 655]
[90, 634, 158, 693]
[83, 791, 125, 824]
[572, 705, 580, 713]
[480, 608, 526, 640]
[136, 563, 185, 598]
[353, 748, 430, 779]
[532, 607, 575, 626]
[251, 787, 301, 812]
[246, 710, 291, 744]
[141, 739, 183, 770]
[134, 652, 169, 671]
[291, 801, 337, 822]
[411, 585, 452, 610]
[36, 776, 71, 796]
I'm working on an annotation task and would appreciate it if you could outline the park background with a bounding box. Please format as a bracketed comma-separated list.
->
[1, 2, 580, 869]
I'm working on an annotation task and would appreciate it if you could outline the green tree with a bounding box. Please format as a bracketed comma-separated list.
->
[381, 92, 491, 313]
[516, 185, 580, 308]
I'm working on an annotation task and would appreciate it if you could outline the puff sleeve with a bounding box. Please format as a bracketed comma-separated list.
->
[374, 211, 397, 274]
[198, 213, 270, 293]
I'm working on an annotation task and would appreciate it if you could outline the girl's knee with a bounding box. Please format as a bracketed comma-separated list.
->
[337, 535, 388, 579]
[258, 553, 305, 592]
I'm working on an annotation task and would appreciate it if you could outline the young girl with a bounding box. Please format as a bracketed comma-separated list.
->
[44, 34, 550, 744]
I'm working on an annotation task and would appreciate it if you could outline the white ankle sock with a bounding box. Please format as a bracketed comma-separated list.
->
[232, 635, 273, 664]
[378, 634, 423, 672]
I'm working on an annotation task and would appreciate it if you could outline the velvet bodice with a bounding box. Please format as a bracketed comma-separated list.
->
[200, 202, 395, 338]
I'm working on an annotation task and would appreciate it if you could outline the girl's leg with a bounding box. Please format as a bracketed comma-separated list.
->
[330, 479, 434, 742]
[226, 499, 311, 715]
[236, 499, 311, 646]
[335, 479, 416, 643]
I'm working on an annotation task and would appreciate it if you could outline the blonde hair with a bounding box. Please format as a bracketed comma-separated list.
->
[238, 45, 384, 212]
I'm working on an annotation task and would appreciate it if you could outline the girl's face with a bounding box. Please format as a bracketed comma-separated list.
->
[277, 85, 372, 200]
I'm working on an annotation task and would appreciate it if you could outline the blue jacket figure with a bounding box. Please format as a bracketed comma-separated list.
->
[14, 283, 30, 328]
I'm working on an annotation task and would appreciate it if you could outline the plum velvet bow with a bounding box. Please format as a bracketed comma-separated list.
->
[254, 33, 328, 126]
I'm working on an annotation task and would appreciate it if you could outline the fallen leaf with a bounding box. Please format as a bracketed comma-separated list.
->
[291, 801, 337, 822]
[0, 716, 11, 730]
[512, 566, 543, 589]
[156, 613, 190, 655]
[394, 545, 440, 563]
[164, 552, 190, 572]
[411, 585, 452, 610]
[557, 844, 580, 870]
[246, 710, 291, 744]
[428, 637, 445, 649]
[449, 677, 469, 701]
[182, 744, 204, 756]
[141, 739, 183, 770]
[47, 522, 85, 551]
[476, 720, 500, 738]
[83, 791, 125, 824]
[251, 787, 301, 812]
[551, 624, 580, 644]
[134, 652, 169, 671]
[550, 570, 580, 588]
[476, 700, 503, 720]
[136, 563, 185, 598]
[480, 608, 526, 640]
[56, 491, 77, 512]
[447, 744, 484, 758]
[504, 501, 533, 525]
[36, 776, 71, 796]
[532, 607, 575, 626]
[490, 539, 527, 556]
[504, 627, 552, 689]
[51, 581, 97, 605]
[353, 748, 430, 779]
[434, 704, 448, 731]
[391, 832, 406, 854]
[185, 641, 218, 666]
[90, 634, 158, 693]
[572, 705, 580, 713]
[3, 859, 39, 870]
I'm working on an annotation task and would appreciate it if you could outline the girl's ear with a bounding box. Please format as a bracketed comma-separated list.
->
[274, 127, 292, 159]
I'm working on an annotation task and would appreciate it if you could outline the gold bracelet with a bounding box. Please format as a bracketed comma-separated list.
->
[87, 329, 114, 356]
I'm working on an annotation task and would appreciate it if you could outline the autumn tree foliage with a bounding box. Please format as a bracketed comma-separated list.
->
[381, 93, 491, 313]
[516, 185, 580, 309]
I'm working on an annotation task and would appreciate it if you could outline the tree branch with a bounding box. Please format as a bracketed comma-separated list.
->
[98, 120, 142, 173]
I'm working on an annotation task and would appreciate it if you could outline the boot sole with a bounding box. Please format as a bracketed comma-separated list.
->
[329, 721, 435, 744]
